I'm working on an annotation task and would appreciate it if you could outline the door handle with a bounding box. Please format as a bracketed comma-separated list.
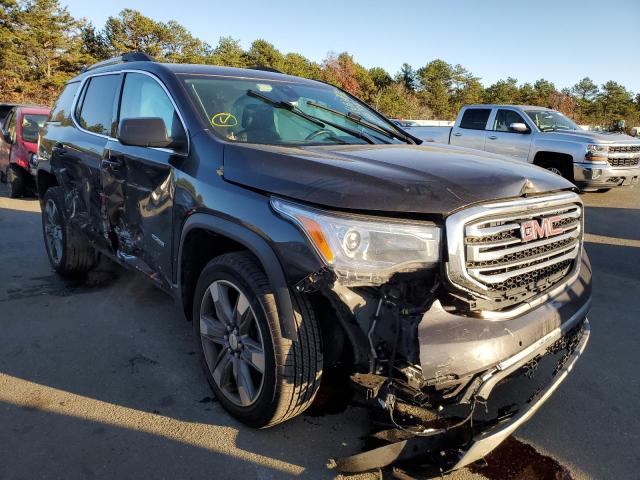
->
[102, 153, 124, 168]
[453, 132, 462, 137]
[488, 135, 498, 140]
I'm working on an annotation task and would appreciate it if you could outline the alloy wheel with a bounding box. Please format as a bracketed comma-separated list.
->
[44, 198, 63, 264]
[199, 279, 266, 407]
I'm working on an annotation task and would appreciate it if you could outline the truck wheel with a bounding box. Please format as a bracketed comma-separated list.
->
[41, 187, 96, 276]
[545, 166, 563, 176]
[193, 252, 323, 428]
[538, 159, 573, 182]
[7, 165, 24, 198]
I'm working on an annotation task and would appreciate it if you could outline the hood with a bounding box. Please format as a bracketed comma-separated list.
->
[222, 143, 574, 216]
[543, 129, 640, 145]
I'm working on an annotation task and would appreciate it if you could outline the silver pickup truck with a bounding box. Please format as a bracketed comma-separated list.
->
[406, 105, 640, 191]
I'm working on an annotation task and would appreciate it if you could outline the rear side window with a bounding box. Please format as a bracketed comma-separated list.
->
[50, 82, 80, 123]
[77, 75, 120, 136]
[459, 108, 491, 130]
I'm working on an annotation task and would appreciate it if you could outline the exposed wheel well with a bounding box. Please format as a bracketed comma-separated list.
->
[180, 228, 248, 320]
[533, 151, 574, 181]
[37, 170, 59, 204]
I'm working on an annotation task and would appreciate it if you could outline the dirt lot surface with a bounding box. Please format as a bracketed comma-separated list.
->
[1, 183, 638, 480]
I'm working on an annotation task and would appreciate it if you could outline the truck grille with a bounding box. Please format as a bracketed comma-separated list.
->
[608, 157, 639, 167]
[609, 145, 640, 153]
[445, 192, 583, 316]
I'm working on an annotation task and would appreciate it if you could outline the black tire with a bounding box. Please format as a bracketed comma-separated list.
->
[41, 186, 96, 276]
[536, 158, 573, 182]
[193, 251, 322, 428]
[7, 164, 24, 198]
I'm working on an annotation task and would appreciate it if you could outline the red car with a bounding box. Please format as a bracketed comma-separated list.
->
[0, 104, 50, 197]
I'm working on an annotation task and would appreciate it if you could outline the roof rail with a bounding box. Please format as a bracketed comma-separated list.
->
[251, 65, 283, 74]
[82, 52, 154, 73]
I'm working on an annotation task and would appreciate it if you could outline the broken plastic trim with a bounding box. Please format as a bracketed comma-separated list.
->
[331, 319, 590, 474]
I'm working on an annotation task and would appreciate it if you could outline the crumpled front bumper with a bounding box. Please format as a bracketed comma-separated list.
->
[574, 161, 640, 189]
[451, 317, 590, 470]
[418, 252, 592, 383]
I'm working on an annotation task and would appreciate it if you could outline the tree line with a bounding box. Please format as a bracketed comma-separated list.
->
[2, 0, 640, 128]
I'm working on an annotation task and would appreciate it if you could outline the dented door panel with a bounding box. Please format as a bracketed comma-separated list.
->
[103, 140, 176, 287]
[49, 127, 111, 250]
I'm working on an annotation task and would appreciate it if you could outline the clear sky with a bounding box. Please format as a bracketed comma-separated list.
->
[61, 0, 640, 93]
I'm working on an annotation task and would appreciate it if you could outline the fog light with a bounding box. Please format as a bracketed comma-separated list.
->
[589, 169, 602, 180]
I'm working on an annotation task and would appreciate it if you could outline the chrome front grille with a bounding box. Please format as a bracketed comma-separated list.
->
[608, 157, 639, 167]
[445, 192, 583, 317]
[609, 145, 640, 153]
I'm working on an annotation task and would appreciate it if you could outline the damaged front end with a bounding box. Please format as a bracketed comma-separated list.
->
[273, 191, 591, 474]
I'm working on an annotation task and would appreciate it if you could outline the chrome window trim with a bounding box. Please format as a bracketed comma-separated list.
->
[445, 191, 583, 320]
[71, 69, 190, 155]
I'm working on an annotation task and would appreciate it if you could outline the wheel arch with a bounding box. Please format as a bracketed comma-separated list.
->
[36, 169, 59, 204]
[533, 151, 575, 180]
[177, 213, 298, 340]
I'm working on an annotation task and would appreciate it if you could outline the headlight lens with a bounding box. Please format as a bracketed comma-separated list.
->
[585, 144, 609, 162]
[271, 198, 440, 285]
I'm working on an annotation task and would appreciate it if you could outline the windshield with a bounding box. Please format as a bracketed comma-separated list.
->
[21, 114, 48, 143]
[525, 110, 580, 132]
[181, 75, 404, 146]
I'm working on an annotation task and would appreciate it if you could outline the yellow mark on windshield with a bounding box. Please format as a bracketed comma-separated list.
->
[211, 112, 238, 127]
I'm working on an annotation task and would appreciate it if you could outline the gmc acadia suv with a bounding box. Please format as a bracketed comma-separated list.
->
[37, 53, 591, 473]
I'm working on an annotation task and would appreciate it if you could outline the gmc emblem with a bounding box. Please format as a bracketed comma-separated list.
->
[520, 216, 563, 242]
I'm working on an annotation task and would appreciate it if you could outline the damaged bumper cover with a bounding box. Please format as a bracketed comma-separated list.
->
[334, 253, 592, 474]
[335, 317, 590, 474]
[418, 253, 591, 386]
[452, 316, 589, 470]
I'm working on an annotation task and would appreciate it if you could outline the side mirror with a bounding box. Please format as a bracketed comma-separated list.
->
[509, 122, 530, 133]
[118, 117, 173, 148]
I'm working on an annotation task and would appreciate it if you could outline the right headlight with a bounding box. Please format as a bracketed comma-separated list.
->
[271, 198, 441, 286]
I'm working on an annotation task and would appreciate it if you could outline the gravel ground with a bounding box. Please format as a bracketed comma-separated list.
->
[0, 183, 638, 480]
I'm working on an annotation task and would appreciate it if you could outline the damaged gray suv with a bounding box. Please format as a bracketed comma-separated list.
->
[36, 53, 591, 474]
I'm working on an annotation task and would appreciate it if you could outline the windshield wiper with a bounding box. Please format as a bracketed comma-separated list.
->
[305, 100, 415, 144]
[246, 90, 375, 144]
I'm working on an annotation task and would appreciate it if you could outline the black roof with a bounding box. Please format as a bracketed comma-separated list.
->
[73, 56, 324, 88]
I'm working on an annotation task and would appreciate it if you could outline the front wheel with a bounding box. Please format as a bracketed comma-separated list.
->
[545, 166, 564, 176]
[193, 252, 322, 428]
[41, 187, 96, 276]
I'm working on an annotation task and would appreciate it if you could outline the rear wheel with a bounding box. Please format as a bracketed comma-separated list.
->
[193, 252, 322, 428]
[7, 164, 24, 198]
[41, 187, 96, 276]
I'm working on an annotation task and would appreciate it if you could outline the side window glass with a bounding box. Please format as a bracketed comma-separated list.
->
[50, 82, 80, 124]
[119, 73, 177, 138]
[7, 111, 17, 142]
[459, 109, 491, 130]
[493, 110, 526, 132]
[77, 75, 120, 136]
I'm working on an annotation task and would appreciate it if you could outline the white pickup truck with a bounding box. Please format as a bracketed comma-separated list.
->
[405, 105, 640, 191]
